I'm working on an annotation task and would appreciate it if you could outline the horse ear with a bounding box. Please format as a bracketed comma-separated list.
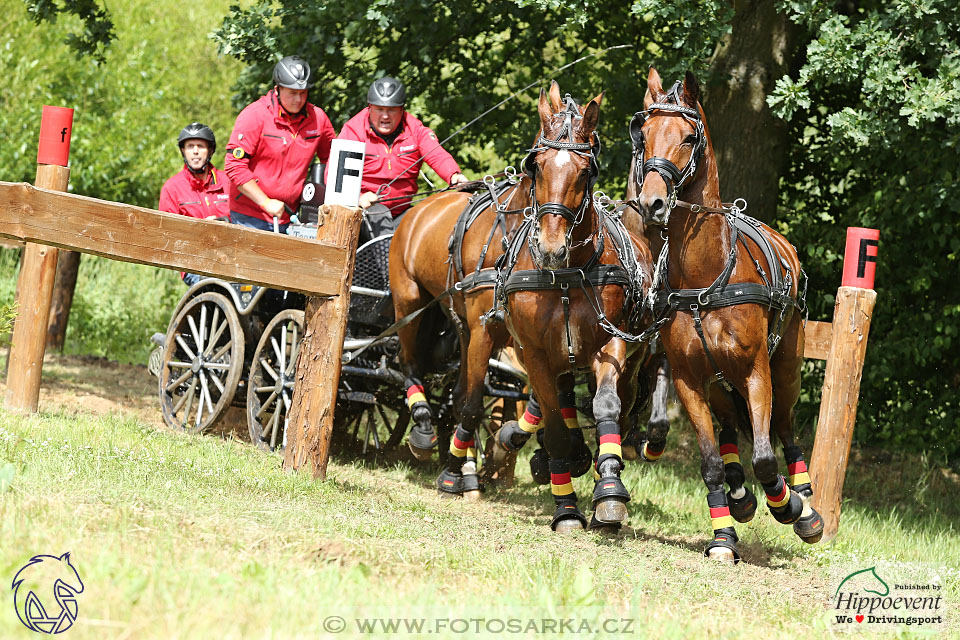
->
[579, 100, 600, 138]
[538, 86, 554, 125]
[683, 71, 701, 108]
[548, 80, 563, 111]
[589, 91, 604, 106]
[647, 67, 665, 101]
[59, 552, 71, 563]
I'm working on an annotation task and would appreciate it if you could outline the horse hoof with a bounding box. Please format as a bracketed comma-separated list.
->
[553, 518, 585, 533]
[793, 510, 824, 544]
[707, 547, 736, 565]
[593, 499, 628, 524]
[462, 490, 482, 502]
[438, 490, 458, 499]
[408, 442, 434, 461]
[588, 515, 621, 534]
[621, 445, 638, 461]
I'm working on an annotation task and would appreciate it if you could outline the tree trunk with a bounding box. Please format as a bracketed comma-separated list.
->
[46, 250, 81, 351]
[705, 0, 802, 222]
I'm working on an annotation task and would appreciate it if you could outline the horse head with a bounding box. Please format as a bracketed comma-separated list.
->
[526, 81, 602, 269]
[631, 67, 708, 227]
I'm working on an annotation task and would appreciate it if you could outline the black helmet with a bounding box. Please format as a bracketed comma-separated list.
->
[273, 55, 311, 90]
[367, 76, 406, 107]
[177, 122, 216, 155]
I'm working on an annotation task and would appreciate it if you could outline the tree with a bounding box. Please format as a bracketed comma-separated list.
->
[769, 0, 960, 461]
[213, 0, 734, 189]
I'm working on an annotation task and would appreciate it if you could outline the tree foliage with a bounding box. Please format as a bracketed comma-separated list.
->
[212, 0, 733, 185]
[769, 0, 960, 460]
[24, 0, 116, 62]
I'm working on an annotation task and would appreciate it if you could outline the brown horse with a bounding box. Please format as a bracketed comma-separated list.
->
[630, 68, 823, 562]
[500, 84, 653, 531]
[389, 90, 595, 494]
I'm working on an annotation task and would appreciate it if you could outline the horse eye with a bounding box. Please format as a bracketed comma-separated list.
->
[683, 134, 698, 146]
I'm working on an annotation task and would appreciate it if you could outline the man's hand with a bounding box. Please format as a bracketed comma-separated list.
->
[358, 191, 380, 209]
[261, 198, 286, 217]
[449, 172, 468, 186]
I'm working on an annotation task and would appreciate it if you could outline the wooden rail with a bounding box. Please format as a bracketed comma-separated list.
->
[0, 182, 347, 297]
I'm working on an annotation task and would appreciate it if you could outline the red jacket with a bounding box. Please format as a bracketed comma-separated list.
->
[224, 90, 335, 224]
[338, 108, 461, 215]
[158, 166, 230, 220]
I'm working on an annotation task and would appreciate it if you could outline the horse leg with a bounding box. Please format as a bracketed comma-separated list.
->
[639, 351, 672, 462]
[392, 273, 439, 460]
[673, 370, 740, 563]
[741, 355, 804, 530]
[528, 361, 586, 532]
[437, 325, 490, 500]
[770, 317, 824, 543]
[558, 375, 593, 478]
[590, 338, 632, 527]
[710, 389, 758, 523]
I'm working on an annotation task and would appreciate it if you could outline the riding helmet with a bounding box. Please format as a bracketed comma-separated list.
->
[367, 76, 406, 107]
[177, 122, 216, 155]
[273, 55, 312, 90]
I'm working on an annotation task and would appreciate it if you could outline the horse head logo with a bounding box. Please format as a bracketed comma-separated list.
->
[835, 566, 890, 598]
[11, 552, 84, 634]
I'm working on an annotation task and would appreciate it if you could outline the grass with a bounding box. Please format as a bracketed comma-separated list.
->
[1, 357, 958, 638]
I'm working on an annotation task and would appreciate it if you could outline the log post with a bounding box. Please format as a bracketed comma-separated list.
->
[4, 106, 73, 413]
[283, 204, 363, 480]
[809, 227, 879, 543]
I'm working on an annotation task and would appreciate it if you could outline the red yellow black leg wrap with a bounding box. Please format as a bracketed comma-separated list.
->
[763, 475, 803, 524]
[783, 445, 812, 495]
[406, 384, 427, 409]
[641, 440, 665, 461]
[704, 489, 740, 562]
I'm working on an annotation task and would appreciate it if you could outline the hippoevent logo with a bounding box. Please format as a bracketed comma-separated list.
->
[11, 553, 84, 634]
[832, 565, 945, 630]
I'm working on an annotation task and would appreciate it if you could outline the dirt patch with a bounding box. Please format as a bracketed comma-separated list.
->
[0, 352, 250, 441]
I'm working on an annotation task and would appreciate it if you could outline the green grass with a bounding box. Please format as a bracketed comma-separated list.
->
[2, 380, 958, 638]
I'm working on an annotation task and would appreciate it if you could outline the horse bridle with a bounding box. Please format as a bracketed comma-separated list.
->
[628, 83, 705, 215]
[522, 95, 601, 226]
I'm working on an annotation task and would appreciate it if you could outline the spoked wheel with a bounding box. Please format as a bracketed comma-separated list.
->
[159, 292, 244, 434]
[333, 381, 412, 455]
[247, 309, 305, 452]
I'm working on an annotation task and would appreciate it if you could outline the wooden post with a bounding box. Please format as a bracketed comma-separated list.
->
[283, 204, 363, 480]
[4, 165, 70, 412]
[5, 105, 74, 413]
[809, 227, 880, 543]
[46, 250, 82, 351]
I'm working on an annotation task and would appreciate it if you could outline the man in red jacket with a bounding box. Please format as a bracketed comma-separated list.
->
[223, 55, 336, 232]
[338, 76, 467, 239]
[159, 122, 231, 285]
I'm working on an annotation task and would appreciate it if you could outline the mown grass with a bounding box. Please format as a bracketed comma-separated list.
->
[1, 367, 958, 639]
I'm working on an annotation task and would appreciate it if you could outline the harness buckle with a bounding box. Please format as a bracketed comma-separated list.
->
[697, 289, 711, 306]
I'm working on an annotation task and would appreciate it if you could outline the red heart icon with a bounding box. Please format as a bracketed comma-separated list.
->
[855, 615, 864, 623]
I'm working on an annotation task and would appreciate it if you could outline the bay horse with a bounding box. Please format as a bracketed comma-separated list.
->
[498, 84, 653, 531]
[389, 87, 597, 495]
[630, 67, 823, 562]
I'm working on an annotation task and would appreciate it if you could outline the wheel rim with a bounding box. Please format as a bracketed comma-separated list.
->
[248, 309, 304, 451]
[159, 292, 243, 434]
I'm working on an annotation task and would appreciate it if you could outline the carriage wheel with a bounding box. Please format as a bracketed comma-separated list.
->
[247, 309, 305, 452]
[333, 383, 411, 455]
[159, 292, 244, 434]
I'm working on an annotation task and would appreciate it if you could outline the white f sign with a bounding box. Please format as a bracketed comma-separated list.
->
[324, 139, 366, 207]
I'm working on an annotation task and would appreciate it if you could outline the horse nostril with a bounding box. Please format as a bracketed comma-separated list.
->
[650, 198, 665, 216]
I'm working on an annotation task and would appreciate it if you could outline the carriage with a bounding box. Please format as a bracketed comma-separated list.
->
[147, 212, 529, 460]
